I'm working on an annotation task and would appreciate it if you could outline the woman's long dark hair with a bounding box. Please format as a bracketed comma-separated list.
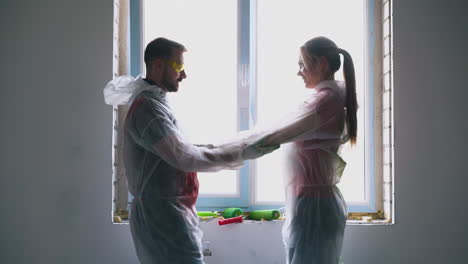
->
[301, 36, 358, 145]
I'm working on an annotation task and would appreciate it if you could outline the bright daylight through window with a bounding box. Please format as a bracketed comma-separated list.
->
[135, 0, 380, 212]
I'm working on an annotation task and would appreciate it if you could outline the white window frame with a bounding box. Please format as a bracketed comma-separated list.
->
[110, 0, 394, 223]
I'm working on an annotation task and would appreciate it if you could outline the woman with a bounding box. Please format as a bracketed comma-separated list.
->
[260, 36, 357, 263]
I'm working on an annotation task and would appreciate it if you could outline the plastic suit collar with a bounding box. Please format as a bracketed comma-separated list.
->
[103, 75, 166, 105]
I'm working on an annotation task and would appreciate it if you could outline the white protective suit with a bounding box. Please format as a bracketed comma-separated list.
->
[103, 75, 276, 264]
[258, 80, 348, 264]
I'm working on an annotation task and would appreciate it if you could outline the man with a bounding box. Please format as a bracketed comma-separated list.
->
[104, 37, 278, 263]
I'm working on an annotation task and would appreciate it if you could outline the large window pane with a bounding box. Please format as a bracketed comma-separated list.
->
[256, 0, 366, 203]
[143, 0, 238, 195]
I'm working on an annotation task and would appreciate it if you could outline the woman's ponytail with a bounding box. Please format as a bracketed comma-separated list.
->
[338, 48, 358, 145]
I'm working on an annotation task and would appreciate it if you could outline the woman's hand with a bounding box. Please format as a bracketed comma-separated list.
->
[241, 139, 280, 160]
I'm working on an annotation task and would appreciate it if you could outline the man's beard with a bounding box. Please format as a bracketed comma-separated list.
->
[162, 79, 178, 92]
[161, 66, 179, 92]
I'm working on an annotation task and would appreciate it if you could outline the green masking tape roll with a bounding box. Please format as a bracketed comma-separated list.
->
[222, 208, 243, 219]
[248, 210, 281, 220]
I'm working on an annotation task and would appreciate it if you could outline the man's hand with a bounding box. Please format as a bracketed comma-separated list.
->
[241, 139, 280, 160]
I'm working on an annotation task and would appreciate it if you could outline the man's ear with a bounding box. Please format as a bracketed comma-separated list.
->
[154, 59, 166, 71]
[147, 59, 164, 76]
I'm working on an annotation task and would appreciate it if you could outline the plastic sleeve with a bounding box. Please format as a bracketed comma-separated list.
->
[261, 88, 344, 146]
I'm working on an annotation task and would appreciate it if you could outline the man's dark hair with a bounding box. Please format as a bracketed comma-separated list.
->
[144, 37, 186, 72]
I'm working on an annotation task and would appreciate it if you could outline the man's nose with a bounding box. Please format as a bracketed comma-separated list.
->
[180, 70, 187, 79]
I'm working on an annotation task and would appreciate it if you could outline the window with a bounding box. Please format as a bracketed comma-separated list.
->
[254, 0, 368, 208]
[111, 0, 394, 222]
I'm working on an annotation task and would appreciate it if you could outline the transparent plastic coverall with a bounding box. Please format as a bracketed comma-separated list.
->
[255, 80, 348, 264]
[103, 75, 277, 264]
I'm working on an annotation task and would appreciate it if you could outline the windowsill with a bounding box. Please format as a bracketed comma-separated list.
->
[199, 218, 393, 226]
[112, 217, 393, 226]
[113, 209, 393, 226]
[346, 219, 393, 225]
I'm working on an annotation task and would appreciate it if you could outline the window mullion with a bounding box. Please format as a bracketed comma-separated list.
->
[249, 0, 260, 210]
[237, 0, 252, 207]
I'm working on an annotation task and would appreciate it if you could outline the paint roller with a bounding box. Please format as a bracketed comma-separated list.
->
[222, 208, 243, 219]
[197, 211, 219, 217]
[247, 209, 281, 220]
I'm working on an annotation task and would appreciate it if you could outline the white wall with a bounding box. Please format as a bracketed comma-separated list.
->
[1, 0, 467, 263]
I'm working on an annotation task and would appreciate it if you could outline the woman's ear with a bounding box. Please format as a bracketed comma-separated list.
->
[318, 56, 330, 75]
